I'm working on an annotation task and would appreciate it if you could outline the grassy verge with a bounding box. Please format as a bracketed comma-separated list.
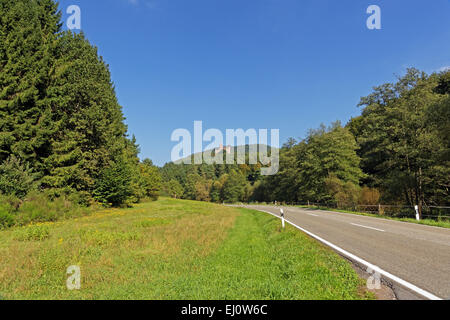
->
[0, 198, 371, 300]
[295, 205, 450, 229]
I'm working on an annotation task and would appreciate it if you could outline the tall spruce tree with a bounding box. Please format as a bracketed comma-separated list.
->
[0, 0, 143, 205]
[0, 0, 61, 173]
[41, 31, 132, 197]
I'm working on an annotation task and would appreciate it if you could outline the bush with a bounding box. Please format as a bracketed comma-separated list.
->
[10, 191, 91, 227]
[44, 188, 92, 207]
[0, 205, 15, 229]
[0, 190, 93, 229]
[17, 199, 59, 224]
[325, 174, 360, 209]
[0, 193, 22, 210]
[359, 187, 381, 205]
[0, 155, 37, 198]
[94, 158, 133, 207]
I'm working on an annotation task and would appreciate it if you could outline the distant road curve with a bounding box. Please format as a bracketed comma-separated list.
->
[238, 205, 450, 300]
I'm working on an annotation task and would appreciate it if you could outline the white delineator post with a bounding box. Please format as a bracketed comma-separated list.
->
[415, 205, 420, 221]
[280, 209, 285, 229]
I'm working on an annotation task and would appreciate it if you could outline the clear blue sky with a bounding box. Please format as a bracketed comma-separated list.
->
[58, 0, 450, 166]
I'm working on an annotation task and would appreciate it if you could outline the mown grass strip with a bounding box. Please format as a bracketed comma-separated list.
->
[0, 199, 371, 300]
[162, 208, 371, 300]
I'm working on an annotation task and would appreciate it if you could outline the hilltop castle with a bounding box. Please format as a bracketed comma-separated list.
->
[214, 144, 232, 154]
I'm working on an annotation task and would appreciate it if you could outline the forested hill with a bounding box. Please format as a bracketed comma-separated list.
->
[0, 0, 161, 221]
[161, 144, 277, 202]
[161, 69, 450, 213]
[173, 144, 277, 165]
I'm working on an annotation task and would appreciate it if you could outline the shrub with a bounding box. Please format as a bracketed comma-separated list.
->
[0, 155, 37, 198]
[0, 204, 15, 229]
[325, 174, 360, 208]
[358, 187, 381, 205]
[13, 191, 91, 226]
[0, 193, 22, 210]
[44, 188, 92, 207]
[94, 158, 133, 207]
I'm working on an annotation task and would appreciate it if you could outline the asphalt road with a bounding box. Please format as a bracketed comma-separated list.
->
[242, 205, 450, 300]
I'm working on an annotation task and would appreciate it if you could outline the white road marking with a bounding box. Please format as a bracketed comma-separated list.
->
[306, 213, 319, 217]
[256, 208, 442, 300]
[350, 223, 385, 232]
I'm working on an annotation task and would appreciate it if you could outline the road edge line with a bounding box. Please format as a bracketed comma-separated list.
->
[255, 208, 443, 300]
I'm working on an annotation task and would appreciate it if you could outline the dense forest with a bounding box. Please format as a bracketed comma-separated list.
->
[0, 0, 161, 228]
[161, 69, 450, 218]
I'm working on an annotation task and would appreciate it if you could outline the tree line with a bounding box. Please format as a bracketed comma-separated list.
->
[160, 147, 264, 203]
[161, 68, 450, 217]
[1, 1, 448, 227]
[0, 0, 161, 228]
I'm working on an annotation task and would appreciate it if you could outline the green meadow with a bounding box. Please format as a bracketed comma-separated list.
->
[0, 198, 371, 300]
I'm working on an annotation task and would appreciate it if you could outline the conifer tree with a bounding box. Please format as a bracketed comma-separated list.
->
[0, 0, 145, 205]
[0, 0, 61, 173]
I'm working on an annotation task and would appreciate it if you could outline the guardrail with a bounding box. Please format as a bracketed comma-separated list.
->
[249, 202, 450, 221]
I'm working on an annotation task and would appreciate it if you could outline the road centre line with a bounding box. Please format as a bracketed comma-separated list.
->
[350, 223, 385, 232]
[305, 212, 319, 217]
